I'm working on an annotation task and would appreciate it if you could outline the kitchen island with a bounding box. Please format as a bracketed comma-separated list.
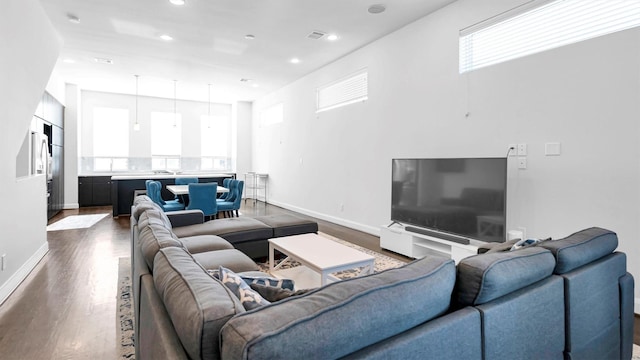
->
[109, 173, 235, 217]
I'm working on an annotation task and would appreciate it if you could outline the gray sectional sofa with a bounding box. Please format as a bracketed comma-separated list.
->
[131, 196, 635, 360]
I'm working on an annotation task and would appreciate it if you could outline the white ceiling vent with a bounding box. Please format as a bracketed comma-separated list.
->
[307, 31, 326, 40]
[94, 57, 114, 65]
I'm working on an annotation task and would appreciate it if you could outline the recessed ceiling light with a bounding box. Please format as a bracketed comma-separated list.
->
[94, 57, 113, 65]
[290, 58, 300, 64]
[245, 34, 256, 40]
[252, 83, 259, 88]
[67, 13, 80, 24]
[327, 34, 339, 41]
[169, 0, 185, 5]
[368, 4, 386, 14]
[240, 78, 253, 83]
[62, 58, 76, 64]
[160, 34, 173, 41]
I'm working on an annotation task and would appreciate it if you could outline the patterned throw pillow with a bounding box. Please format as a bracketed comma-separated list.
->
[218, 266, 270, 310]
[241, 276, 295, 291]
[208, 270, 295, 291]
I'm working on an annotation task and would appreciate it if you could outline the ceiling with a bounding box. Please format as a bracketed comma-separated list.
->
[39, 0, 456, 103]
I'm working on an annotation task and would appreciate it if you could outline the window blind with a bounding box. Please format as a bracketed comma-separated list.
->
[460, 0, 640, 73]
[317, 70, 368, 113]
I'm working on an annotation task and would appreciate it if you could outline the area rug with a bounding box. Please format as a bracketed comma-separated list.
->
[117, 257, 135, 359]
[257, 232, 408, 280]
[46, 213, 109, 231]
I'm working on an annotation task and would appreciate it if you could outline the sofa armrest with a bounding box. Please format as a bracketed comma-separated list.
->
[620, 272, 635, 360]
[166, 210, 204, 228]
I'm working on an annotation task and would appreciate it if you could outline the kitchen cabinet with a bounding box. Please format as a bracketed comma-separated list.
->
[78, 176, 112, 207]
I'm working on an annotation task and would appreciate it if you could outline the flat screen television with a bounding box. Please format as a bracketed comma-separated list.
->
[391, 158, 507, 243]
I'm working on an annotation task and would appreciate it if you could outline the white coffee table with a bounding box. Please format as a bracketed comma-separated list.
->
[269, 233, 375, 288]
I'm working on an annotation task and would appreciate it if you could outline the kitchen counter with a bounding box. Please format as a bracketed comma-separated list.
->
[110, 173, 235, 180]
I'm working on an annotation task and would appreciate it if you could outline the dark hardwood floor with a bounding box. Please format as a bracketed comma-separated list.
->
[0, 201, 636, 359]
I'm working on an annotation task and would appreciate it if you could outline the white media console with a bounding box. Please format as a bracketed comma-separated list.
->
[380, 224, 480, 263]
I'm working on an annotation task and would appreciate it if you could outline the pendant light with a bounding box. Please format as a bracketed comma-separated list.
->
[133, 75, 140, 131]
[173, 79, 178, 127]
[207, 83, 212, 129]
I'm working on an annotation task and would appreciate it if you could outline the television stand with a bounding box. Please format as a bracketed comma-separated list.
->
[380, 224, 479, 263]
[405, 226, 470, 245]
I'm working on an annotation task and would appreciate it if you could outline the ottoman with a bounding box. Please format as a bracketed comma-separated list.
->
[253, 214, 319, 238]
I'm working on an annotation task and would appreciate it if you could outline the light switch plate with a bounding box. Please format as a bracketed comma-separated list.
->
[545, 142, 561, 156]
[517, 143, 527, 156]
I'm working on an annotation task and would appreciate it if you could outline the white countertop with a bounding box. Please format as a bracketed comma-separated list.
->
[108, 173, 235, 180]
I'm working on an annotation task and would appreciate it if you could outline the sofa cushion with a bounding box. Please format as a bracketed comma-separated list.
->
[133, 196, 172, 227]
[192, 249, 259, 273]
[172, 217, 273, 245]
[179, 235, 233, 254]
[138, 217, 183, 270]
[219, 266, 271, 310]
[153, 247, 245, 360]
[456, 247, 556, 306]
[253, 214, 318, 238]
[220, 256, 456, 359]
[538, 227, 618, 274]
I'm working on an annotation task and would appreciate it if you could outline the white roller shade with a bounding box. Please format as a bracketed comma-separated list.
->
[460, 0, 640, 73]
[317, 70, 368, 113]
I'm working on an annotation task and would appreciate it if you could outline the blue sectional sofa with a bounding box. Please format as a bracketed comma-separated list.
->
[131, 196, 634, 359]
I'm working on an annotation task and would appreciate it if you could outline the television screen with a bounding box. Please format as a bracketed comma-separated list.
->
[391, 158, 507, 243]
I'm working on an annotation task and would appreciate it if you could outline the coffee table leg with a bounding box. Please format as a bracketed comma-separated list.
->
[321, 270, 329, 286]
[269, 243, 275, 272]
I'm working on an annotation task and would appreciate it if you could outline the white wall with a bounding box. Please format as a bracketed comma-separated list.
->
[252, 0, 640, 309]
[0, 0, 62, 303]
[235, 101, 253, 177]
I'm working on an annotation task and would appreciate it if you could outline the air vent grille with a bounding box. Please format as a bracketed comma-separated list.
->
[307, 31, 326, 40]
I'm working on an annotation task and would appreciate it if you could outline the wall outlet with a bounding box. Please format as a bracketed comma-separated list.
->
[517, 157, 527, 169]
[507, 230, 524, 241]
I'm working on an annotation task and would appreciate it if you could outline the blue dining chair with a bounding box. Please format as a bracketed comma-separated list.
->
[147, 180, 185, 212]
[174, 177, 198, 203]
[217, 179, 237, 203]
[218, 178, 233, 200]
[217, 180, 243, 217]
[186, 183, 218, 221]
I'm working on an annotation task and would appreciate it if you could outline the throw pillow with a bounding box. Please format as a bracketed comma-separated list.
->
[208, 270, 295, 291]
[218, 266, 270, 310]
[241, 275, 295, 291]
[510, 237, 552, 251]
[249, 283, 314, 302]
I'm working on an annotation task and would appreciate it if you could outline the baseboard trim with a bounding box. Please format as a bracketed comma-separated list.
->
[635, 298, 639, 315]
[63, 203, 79, 209]
[268, 200, 380, 236]
[0, 242, 49, 306]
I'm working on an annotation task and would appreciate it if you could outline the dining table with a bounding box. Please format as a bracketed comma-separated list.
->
[166, 184, 229, 196]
